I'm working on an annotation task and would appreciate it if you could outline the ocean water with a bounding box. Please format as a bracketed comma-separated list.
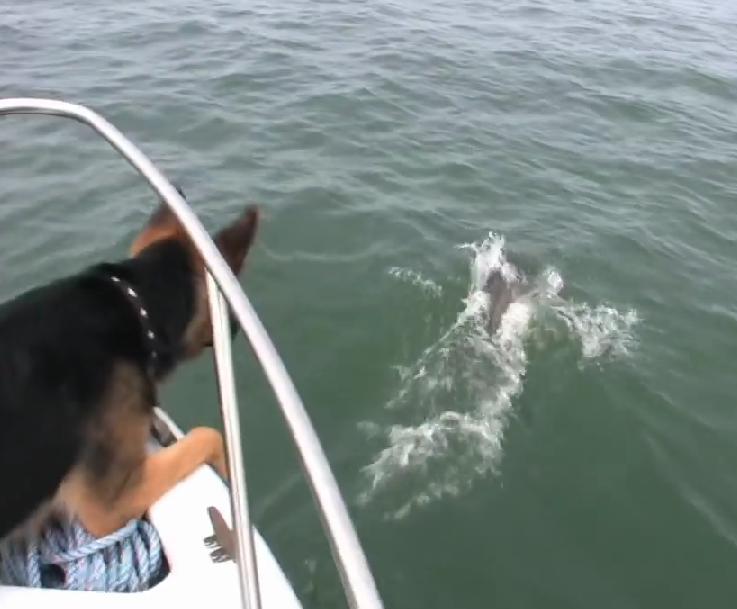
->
[1, 1, 737, 607]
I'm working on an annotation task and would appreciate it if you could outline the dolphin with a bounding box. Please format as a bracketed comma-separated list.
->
[483, 269, 523, 335]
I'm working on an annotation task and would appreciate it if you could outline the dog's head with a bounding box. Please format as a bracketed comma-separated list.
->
[130, 197, 259, 358]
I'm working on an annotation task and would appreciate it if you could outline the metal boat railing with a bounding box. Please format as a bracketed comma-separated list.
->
[0, 98, 384, 609]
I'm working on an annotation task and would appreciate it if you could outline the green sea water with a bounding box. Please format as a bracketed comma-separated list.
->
[2, 1, 737, 607]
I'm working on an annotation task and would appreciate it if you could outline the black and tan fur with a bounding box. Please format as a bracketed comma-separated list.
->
[0, 201, 258, 540]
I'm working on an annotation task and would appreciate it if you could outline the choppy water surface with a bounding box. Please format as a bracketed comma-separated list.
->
[2, 1, 737, 607]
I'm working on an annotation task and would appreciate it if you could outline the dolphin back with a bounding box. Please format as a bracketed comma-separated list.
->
[484, 270, 516, 333]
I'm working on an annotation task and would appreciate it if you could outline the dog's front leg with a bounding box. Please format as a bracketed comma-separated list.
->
[74, 427, 227, 538]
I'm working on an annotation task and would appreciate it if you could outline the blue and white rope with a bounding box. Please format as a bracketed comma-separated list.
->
[0, 518, 164, 592]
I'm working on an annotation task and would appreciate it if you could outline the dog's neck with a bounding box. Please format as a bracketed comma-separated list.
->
[94, 241, 196, 379]
[107, 274, 163, 378]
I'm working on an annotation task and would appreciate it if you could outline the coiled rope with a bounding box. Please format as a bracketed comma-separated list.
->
[0, 517, 165, 592]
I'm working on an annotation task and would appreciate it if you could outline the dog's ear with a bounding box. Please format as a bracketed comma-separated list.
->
[131, 202, 186, 257]
[179, 206, 259, 358]
[215, 206, 259, 275]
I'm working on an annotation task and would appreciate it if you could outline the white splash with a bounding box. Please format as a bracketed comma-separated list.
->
[552, 302, 639, 360]
[360, 233, 639, 519]
[387, 266, 442, 297]
[460, 232, 519, 286]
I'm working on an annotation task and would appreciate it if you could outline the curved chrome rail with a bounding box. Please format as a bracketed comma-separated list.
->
[0, 98, 383, 609]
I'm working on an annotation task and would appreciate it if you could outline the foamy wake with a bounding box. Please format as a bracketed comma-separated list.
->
[359, 232, 639, 519]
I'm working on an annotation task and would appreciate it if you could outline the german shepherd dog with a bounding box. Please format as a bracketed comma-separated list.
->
[0, 200, 258, 540]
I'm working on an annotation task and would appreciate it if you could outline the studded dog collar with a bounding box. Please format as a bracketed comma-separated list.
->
[108, 274, 160, 377]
